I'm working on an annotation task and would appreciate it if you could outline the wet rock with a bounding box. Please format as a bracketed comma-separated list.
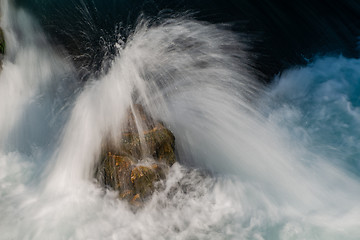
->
[97, 153, 136, 200]
[131, 164, 166, 198]
[96, 105, 176, 204]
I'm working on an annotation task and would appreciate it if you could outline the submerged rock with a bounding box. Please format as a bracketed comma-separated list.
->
[96, 105, 176, 204]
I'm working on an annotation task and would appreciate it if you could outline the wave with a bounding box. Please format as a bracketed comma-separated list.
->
[0, 1, 359, 239]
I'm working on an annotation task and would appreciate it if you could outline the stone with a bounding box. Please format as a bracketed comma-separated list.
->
[97, 153, 135, 200]
[96, 104, 176, 204]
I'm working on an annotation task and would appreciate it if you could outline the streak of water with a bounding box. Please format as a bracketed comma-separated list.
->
[0, 1, 359, 239]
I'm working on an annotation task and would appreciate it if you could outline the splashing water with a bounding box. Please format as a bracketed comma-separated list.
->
[0, 1, 360, 239]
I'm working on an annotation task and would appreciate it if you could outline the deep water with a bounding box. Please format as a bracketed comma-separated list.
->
[13, 0, 360, 81]
[1, 0, 360, 239]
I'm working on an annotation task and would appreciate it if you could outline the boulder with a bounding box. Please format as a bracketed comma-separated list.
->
[96, 105, 176, 204]
[131, 164, 165, 198]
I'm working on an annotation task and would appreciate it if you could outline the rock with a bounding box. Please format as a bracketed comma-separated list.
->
[131, 164, 166, 198]
[96, 105, 176, 204]
[97, 153, 135, 200]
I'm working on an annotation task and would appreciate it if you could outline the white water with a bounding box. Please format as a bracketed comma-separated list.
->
[1, 1, 360, 239]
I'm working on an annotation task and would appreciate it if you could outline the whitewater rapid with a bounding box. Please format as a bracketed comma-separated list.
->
[0, 1, 360, 239]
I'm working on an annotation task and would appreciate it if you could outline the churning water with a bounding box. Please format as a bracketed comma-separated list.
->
[1, 0, 360, 239]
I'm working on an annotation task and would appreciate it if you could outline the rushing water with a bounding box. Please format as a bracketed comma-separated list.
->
[1, 0, 360, 239]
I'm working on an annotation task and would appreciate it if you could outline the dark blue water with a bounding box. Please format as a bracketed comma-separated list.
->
[14, 0, 360, 81]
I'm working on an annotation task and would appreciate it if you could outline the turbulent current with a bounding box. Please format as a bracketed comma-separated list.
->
[1, 0, 360, 239]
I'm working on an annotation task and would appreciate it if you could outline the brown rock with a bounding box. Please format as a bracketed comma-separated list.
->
[96, 104, 176, 204]
[131, 164, 166, 199]
[96, 153, 136, 200]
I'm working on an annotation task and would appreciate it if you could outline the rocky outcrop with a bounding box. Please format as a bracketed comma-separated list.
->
[96, 105, 176, 205]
